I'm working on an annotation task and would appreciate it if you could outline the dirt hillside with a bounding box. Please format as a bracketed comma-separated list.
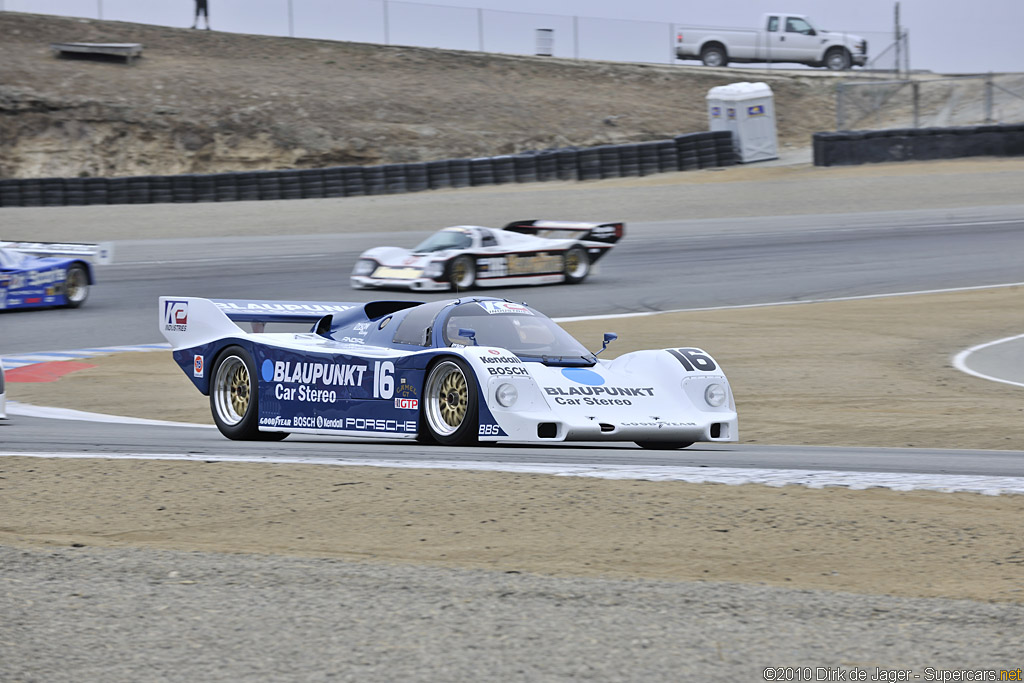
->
[0, 11, 840, 179]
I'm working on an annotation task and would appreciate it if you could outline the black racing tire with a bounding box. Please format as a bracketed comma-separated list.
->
[825, 47, 852, 71]
[635, 441, 694, 450]
[62, 263, 90, 308]
[563, 246, 591, 284]
[701, 45, 728, 67]
[209, 345, 288, 441]
[449, 255, 476, 290]
[422, 357, 479, 446]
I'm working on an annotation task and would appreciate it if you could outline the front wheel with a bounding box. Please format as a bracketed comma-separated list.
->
[449, 256, 476, 290]
[563, 246, 591, 284]
[210, 345, 288, 441]
[62, 264, 90, 308]
[422, 358, 478, 446]
[825, 48, 852, 71]
[635, 441, 694, 450]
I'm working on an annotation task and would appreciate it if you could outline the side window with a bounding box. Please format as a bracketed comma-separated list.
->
[785, 18, 812, 35]
[391, 300, 449, 346]
[480, 229, 497, 248]
[766, 16, 779, 32]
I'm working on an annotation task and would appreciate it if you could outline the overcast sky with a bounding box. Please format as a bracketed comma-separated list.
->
[3, 0, 1021, 73]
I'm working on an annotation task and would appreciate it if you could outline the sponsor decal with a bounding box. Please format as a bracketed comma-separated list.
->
[353, 322, 372, 335]
[481, 301, 533, 315]
[481, 355, 521, 364]
[339, 337, 366, 344]
[395, 397, 419, 410]
[260, 416, 292, 428]
[216, 301, 356, 313]
[545, 385, 654, 407]
[710, 106, 722, 117]
[727, 107, 736, 119]
[747, 104, 766, 116]
[396, 382, 418, 399]
[163, 300, 188, 331]
[561, 367, 604, 386]
[478, 423, 506, 437]
[507, 253, 561, 276]
[371, 266, 423, 280]
[621, 421, 696, 428]
[193, 354, 204, 378]
[315, 416, 417, 433]
[263, 360, 368, 386]
[589, 225, 617, 240]
[487, 366, 529, 376]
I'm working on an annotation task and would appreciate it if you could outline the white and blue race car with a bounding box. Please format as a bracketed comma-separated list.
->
[159, 295, 737, 449]
[351, 220, 624, 291]
[0, 241, 113, 311]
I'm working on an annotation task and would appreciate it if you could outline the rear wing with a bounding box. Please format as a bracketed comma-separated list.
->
[0, 240, 115, 265]
[503, 220, 624, 245]
[159, 297, 420, 349]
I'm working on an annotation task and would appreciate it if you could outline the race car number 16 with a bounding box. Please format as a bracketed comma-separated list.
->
[372, 361, 395, 399]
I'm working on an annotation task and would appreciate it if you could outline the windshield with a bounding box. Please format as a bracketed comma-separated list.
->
[443, 301, 596, 364]
[412, 229, 473, 253]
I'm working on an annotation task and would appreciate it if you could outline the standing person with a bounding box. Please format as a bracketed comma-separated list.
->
[191, 0, 210, 30]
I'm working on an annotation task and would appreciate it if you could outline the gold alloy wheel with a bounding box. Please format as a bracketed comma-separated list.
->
[214, 355, 250, 425]
[425, 360, 469, 436]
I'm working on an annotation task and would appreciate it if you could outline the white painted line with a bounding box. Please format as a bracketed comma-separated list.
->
[3, 450, 1023, 496]
[6, 401, 215, 428]
[554, 280, 1024, 322]
[952, 333, 1024, 389]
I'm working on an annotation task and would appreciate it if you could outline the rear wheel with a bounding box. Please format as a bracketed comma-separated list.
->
[563, 246, 591, 284]
[210, 346, 288, 441]
[825, 47, 852, 71]
[701, 45, 728, 67]
[422, 358, 478, 446]
[62, 264, 89, 308]
[635, 441, 694, 450]
[449, 256, 476, 290]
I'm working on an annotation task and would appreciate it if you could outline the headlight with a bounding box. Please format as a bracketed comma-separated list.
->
[704, 383, 726, 407]
[352, 259, 376, 276]
[424, 262, 443, 278]
[495, 383, 518, 407]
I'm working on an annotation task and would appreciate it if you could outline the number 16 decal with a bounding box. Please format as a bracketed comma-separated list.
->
[373, 361, 395, 399]
[668, 348, 717, 372]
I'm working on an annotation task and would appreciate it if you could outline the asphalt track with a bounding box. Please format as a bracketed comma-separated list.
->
[3, 164, 1024, 479]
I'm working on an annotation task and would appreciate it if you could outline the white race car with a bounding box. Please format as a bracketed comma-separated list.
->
[351, 220, 623, 291]
[159, 295, 737, 449]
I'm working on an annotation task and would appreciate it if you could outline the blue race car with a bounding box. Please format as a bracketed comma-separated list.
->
[159, 295, 738, 449]
[0, 241, 113, 311]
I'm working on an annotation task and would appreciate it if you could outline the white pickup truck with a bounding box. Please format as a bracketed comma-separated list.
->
[675, 13, 868, 70]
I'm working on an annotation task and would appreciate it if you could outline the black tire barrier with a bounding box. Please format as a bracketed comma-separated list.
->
[814, 124, 1024, 166]
[448, 159, 471, 188]
[469, 157, 495, 186]
[491, 156, 515, 184]
[0, 131, 751, 207]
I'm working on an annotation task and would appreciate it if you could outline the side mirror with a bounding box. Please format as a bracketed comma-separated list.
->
[595, 332, 617, 356]
[458, 327, 478, 345]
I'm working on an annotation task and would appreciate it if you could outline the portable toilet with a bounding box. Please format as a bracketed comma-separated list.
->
[706, 82, 778, 163]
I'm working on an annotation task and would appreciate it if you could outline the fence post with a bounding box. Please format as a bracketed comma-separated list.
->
[288, 0, 294, 38]
[912, 81, 920, 128]
[478, 8, 484, 52]
[836, 82, 845, 130]
[573, 16, 579, 60]
[985, 72, 994, 123]
[383, 0, 390, 45]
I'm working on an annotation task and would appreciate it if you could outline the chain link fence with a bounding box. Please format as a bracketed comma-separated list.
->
[836, 73, 1024, 130]
[3, 0, 893, 70]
